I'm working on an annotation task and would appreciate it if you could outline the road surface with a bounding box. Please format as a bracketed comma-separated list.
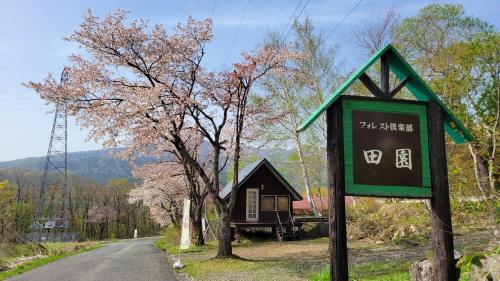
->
[8, 238, 177, 281]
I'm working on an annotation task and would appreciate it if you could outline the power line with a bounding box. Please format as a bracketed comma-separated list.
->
[222, 0, 250, 67]
[324, 0, 363, 40]
[280, 0, 303, 37]
[283, 0, 310, 41]
[209, 0, 217, 18]
[253, 0, 310, 69]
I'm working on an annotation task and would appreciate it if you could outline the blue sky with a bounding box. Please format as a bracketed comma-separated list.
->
[0, 0, 498, 161]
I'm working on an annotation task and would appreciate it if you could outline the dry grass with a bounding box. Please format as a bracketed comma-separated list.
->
[0, 241, 101, 280]
[4, 254, 44, 270]
[233, 240, 328, 260]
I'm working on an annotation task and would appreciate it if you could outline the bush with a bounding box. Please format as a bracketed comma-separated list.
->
[451, 199, 491, 229]
[9, 203, 33, 234]
[457, 245, 500, 280]
[155, 225, 181, 254]
[346, 200, 429, 241]
[303, 222, 329, 238]
[205, 204, 218, 235]
[164, 225, 181, 246]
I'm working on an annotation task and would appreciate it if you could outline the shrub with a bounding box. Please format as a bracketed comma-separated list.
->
[155, 225, 181, 253]
[346, 200, 429, 241]
[164, 225, 181, 246]
[302, 222, 328, 238]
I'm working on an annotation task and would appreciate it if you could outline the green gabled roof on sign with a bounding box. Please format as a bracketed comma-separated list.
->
[295, 44, 473, 144]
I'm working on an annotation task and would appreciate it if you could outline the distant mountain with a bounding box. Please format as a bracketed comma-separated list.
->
[0, 148, 131, 183]
[0, 146, 305, 188]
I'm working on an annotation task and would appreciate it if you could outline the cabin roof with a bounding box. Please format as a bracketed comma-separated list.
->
[219, 158, 303, 201]
[295, 43, 473, 144]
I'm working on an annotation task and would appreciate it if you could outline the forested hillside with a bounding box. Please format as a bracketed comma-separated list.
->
[0, 147, 314, 191]
[0, 149, 131, 183]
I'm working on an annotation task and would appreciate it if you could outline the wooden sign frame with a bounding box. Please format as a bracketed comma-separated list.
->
[327, 97, 456, 280]
[296, 45, 471, 281]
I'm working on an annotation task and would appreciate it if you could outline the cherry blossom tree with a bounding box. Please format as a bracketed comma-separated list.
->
[129, 162, 186, 226]
[129, 129, 209, 245]
[88, 205, 116, 239]
[88, 206, 117, 223]
[194, 47, 295, 257]
[26, 10, 293, 258]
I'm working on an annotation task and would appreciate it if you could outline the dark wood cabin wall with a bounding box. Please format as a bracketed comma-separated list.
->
[230, 164, 295, 224]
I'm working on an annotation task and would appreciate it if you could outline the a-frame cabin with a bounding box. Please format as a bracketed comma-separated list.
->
[219, 158, 303, 240]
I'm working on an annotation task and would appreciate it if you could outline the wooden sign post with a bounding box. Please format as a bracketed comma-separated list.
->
[427, 102, 456, 280]
[327, 100, 348, 280]
[296, 44, 473, 281]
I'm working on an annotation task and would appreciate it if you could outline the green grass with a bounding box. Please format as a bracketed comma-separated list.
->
[0, 243, 101, 281]
[310, 261, 471, 281]
[184, 258, 266, 278]
[311, 261, 412, 281]
[153, 237, 169, 251]
[351, 261, 412, 280]
[152, 231, 266, 278]
[153, 235, 277, 279]
[154, 238, 215, 255]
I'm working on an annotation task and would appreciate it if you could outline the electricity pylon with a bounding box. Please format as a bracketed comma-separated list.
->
[33, 68, 69, 234]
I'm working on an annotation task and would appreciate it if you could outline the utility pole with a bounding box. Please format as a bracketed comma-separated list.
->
[32, 68, 69, 238]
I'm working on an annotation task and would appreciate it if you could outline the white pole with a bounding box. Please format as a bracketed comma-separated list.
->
[174, 199, 190, 269]
[134, 229, 138, 239]
[179, 199, 191, 250]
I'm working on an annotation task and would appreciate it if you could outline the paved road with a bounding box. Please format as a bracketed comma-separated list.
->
[8, 238, 177, 281]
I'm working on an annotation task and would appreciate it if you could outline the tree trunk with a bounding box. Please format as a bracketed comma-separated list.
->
[294, 133, 320, 216]
[468, 143, 499, 235]
[216, 215, 232, 258]
[15, 187, 22, 204]
[194, 217, 204, 246]
[469, 144, 492, 195]
[191, 202, 204, 246]
[99, 223, 105, 240]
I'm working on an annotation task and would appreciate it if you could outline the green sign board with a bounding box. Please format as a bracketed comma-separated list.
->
[342, 97, 431, 198]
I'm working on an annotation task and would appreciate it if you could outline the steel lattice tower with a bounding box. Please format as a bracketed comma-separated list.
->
[33, 68, 69, 233]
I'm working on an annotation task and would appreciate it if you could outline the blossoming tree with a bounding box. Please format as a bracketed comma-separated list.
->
[27, 10, 293, 257]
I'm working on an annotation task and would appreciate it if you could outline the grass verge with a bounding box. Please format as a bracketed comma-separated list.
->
[185, 258, 266, 279]
[154, 237, 214, 255]
[310, 260, 471, 281]
[0, 243, 101, 281]
[153, 228, 488, 281]
[311, 261, 412, 281]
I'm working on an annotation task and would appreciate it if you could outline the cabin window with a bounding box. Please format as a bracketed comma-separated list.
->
[277, 196, 289, 211]
[261, 196, 275, 211]
[246, 188, 259, 221]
